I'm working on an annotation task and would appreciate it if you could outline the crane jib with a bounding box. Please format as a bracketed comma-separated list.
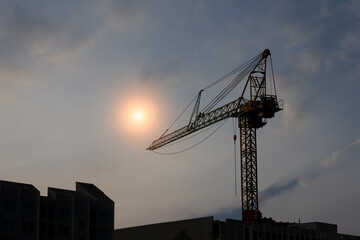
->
[147, 98, 243, 150]
[147, 95, 282, 151]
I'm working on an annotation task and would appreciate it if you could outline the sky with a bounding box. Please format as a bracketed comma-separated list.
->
[0, 0, 360, 236]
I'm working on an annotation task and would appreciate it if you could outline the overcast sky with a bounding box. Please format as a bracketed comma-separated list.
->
[1, 0, 359, 236]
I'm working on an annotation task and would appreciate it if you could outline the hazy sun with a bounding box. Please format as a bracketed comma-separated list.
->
[123, 103, 150, 131]
[111, 90, 162, 137]
[133, 110, 145, 122]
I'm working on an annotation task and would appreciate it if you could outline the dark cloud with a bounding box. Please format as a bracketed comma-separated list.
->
[258, 138, 360, 204]
[259, 178, 299, 204]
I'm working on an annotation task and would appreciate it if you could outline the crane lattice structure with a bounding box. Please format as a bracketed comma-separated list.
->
[147, 49, 282, 224]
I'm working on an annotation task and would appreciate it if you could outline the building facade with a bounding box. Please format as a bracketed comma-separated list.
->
[0, 180, 40, 240]
[0, 180, 114, 240]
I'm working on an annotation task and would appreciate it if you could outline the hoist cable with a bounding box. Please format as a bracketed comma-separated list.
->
[157, 52, 262, 146]
[270, 55, 277, 98]
[202, 54, 262, 113]
[233, 118, 237, 197]
[202, 54, 259, 91]
[159, 94, 198, 138]
[203, 55, 261, 113]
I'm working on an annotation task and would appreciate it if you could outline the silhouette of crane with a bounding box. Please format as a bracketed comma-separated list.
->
[147, 49, 282, 224]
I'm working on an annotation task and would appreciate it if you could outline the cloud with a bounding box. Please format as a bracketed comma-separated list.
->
[340, 30, 360, 51]
[297, 50, 321, 74]
[0, 2, 53, 86]
[45, 28, 101, 64]
[298, 174, 318, 187]
[278, 21, 324, 50]
[320, 138, 360, 167]
[269, 0, 360, 130]
[97, 0, 149, 32]
[0, 56, 29, 87]
[282, 101, 316, 129]
[0, 0, 157, 68]
[0, 2, 56, 56]
[137, 60, 182, 84]
[280, 86, 317, 130]
[258, 137, 360, 203]
[212, 175, 319, 219]
[259, 178, 299, 204]
[0, 1, 104, 66]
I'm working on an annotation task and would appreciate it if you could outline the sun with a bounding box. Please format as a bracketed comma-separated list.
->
[111, 90, 163, 137]
[127, 106, 148, 128]
[133, 110, 145, 122]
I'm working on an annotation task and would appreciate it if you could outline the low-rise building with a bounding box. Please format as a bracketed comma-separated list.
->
[0, 180, 40, 240]
[0, 180, 114, 240]
[114, 216, 360, 240]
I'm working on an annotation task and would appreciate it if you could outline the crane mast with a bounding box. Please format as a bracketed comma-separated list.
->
[147, 49, 282, 224]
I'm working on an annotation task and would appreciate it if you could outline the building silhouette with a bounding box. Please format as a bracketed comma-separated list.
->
[0, 180, 114, 240]
[2, 179, 359, 240]
[0, 180, 40, 239]
[114, 216, 360, 240]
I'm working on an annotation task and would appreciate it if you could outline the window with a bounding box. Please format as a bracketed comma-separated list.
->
[78, 219, 85, 230]
[99, 230, 110, 240]
[3, 200, 16, 213]
[58, 207, 70, 219]
[40, 204, 47, 218]
[99, 212, 109, 224]
[2, 219, 16, 231]
[58, 225, 70, 237]
[253, 230, 258, 240]
[48, 205, 55, 220]
[23, 221, 35, 233]
[23, 203, 35, 216]
[90, 210, 96, 224]
[48, 224, 55, 238]
[40, 222, 47, 236]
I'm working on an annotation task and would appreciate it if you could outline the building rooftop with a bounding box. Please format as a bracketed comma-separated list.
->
[48, 187, 76, 195]
[0, 179, 39, 191]
[76, 182, 112, 201]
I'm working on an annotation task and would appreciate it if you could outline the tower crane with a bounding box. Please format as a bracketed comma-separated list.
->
[147, 49, 282, 224]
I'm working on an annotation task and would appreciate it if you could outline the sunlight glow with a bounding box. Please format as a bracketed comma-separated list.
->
[111, 88, 164, 138]
[133, 110, 144, 122]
